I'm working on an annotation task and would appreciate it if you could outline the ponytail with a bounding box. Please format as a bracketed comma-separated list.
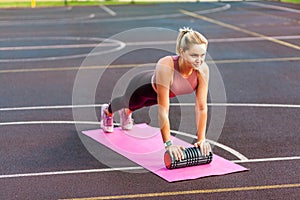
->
[176, 27, 208, 55]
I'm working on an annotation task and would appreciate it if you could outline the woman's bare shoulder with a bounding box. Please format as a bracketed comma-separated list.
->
[157, 56, 173, 66]
[156, 56, 174, 79]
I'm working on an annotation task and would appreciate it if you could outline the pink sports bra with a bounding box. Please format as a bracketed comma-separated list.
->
[152, 56, 198, 97]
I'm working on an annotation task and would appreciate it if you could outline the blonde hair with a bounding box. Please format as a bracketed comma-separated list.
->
[176, 27, 208, 55]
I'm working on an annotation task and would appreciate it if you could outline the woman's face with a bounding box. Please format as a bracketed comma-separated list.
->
[181, 43, 207, 70]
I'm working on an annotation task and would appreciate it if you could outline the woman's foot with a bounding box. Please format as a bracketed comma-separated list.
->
[119, 108, 133, 130]
[100, 104, 114, 133]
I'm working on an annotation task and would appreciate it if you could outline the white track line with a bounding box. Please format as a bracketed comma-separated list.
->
[213, 103, 300, 108]
[246, 2, 300, 14]
[1, 156, 299, 179]
[175, 103, 300, 109]
[1, 103, 299, 112]
[99, 5, 116, 16]
[0, 44, 112, 51]
[0, 167, 143, 179]
[0, 36, 106, 42]
[208, 35, 300, 43]
[2, 35, 299, 51]
[171, 130, 248, 161]
[1, 56, 300, 73]
[232, 156, 300, 163]
[0, 121, 100, 126]
[0, 104, 102, 111]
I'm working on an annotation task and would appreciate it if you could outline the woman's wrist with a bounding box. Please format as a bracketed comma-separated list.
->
[197, 134, 206, 142]
[164, 140, 173, 148]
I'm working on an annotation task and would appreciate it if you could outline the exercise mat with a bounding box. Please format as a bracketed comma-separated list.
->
[82, 123, 248, 182]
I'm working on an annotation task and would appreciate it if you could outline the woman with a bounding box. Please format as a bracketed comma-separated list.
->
[101, 27, 211, 161]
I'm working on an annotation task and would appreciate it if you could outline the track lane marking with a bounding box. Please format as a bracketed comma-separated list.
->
[99, 5, 116, 16]
[1, 56, 300, 74]
[0, 43, 114, 51]
[0, 121, 100, 126]
[180, 9, 300, 51]
[1, 35, 300, 51]
[0, 156, 299, 179]
[176, 103, 300, 109]
[0, 167, 144, 179]
[246, 2, 300, 14]
[1, 102, 300, 112]
[233, 156, 300, 163]
[61, 183, 300, 199]
[0, 104, 103, 111]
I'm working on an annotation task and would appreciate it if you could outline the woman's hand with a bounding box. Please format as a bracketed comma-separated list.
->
[165, 145, 185, 161]
[194, 140, 211, 156]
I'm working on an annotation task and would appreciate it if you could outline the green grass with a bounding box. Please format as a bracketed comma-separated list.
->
[0, 0, 153, 8]
[281, 0, 300, 3]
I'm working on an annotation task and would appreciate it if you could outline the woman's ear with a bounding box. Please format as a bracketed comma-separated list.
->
[179, 48, 184, 55]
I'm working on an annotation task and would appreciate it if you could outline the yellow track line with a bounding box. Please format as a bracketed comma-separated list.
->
[0, 63, 137, 74]
[62, 183, 300, 200]
[179, 9, 300, 51]
[1, 57, 300, 74]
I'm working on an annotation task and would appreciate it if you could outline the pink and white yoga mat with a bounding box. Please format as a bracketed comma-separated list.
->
[82, 124, 248, 182]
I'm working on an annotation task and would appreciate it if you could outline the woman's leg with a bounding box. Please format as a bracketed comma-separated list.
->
[127, 83, 158, 112]
[102, 70, 157, 132]
[108, 70, 156, 113]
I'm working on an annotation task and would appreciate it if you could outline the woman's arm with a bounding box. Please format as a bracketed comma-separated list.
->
[156, 56, 173, 143]
[194, 62, 211, 155]
[156, 56, 185, 160]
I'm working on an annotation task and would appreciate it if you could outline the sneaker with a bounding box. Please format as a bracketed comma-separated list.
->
[100, 104, 114, 133]
[119, 108, 133, 130]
